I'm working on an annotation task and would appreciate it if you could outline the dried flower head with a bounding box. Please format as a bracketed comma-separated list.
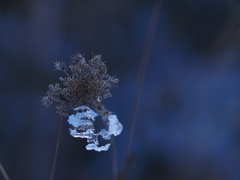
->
[42, 53, 119, 118]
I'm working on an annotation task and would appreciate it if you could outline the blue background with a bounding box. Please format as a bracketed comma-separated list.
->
[1, 0, 240, 179]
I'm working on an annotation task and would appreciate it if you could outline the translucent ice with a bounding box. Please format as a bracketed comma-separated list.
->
[73, 106, 98, 120]
[69, 129, 99, 145]
[67, 106, 123, 152]
[107, 115, 123, 136]
[86, 143, 111, 152]
[99, 129, 111, 140]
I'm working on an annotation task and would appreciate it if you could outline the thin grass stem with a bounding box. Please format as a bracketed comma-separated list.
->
[102, 115, 118, 180]
[0, 163, 10, 180]
[120, 0, 163, 179]
[110, 137, 118, 180]
[50, 116, 63, 180]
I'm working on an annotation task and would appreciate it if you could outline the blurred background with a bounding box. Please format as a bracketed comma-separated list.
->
[1, 0, 240, 179]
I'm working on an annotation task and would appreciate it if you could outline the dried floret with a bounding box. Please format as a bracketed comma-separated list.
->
[42, 53, 119, 118]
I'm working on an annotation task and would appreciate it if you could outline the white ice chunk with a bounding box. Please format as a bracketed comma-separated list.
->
[108, 115, 123, 136]
[99, 129, 111, 140]
[74, 106, 88, 111]
[70, 128, 94, 138]
[67, 106, 123, 152]
[68, 114, 93, 128]
[86, 143, 111, 152]
[73, 106, 98, 121]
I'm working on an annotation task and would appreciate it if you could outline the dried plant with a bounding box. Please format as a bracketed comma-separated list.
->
[42, 53, 119, 118]
[42, 53, 120, 179]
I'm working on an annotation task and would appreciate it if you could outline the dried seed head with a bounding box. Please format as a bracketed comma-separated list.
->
[54, 61, 68, 71]
[70, 53, 86, 64]
[42, 53, 119, 117]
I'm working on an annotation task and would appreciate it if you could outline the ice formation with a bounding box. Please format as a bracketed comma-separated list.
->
[67, 106, 123, 152]
[86, 143, 111, 152]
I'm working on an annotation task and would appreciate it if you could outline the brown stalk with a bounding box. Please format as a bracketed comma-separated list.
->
[102, 118, 118, 180]
[110, 137, 118, 180]
[0, 163, 10, 180]
[50, 116, 63, 180]
[101, 117, 118, 180]
[120, 0, 162, 179]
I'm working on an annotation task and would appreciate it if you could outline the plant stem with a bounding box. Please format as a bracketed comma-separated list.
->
[110, 137, 118, 180]
[50, 116, 63, 180]
[0, 163, 10, 180]
[94, 99, 119, 180]
[121, 0, 162, 179]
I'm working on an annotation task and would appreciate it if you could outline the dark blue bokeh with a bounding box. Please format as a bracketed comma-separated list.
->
[1, 0, 240, 179]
